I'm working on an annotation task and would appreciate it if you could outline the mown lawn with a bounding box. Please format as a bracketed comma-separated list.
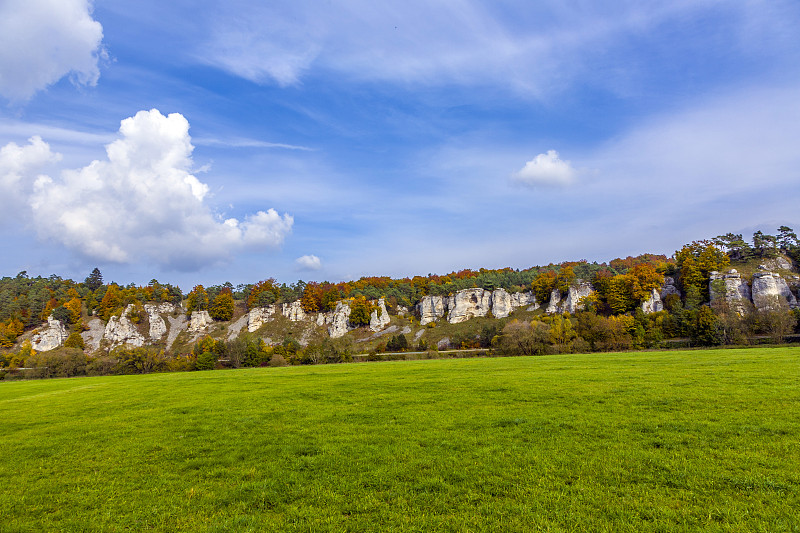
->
[1, 347, 798, 532]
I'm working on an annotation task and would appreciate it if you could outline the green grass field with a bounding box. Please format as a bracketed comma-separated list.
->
[1, 348, 798, 532]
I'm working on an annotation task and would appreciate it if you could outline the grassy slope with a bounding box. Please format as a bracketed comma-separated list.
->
[1, 348, 798, 532]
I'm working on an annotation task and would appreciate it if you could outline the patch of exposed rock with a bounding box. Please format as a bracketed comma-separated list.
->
[282, 300, 306, 321]
[32, 317, 68, 351]
[226, 313, 249, 340]
[104, 305, 145, 348]
[661, 277, 680, 299]
[418, 289, 535, 325]
[248, 305, 277, 333]
[751, 271, 797, 311]
[641, 288, 664, 314]
[166, 313, 188, 351]
[327, 301, 352, 338]
[562, 283, 593, 314]
[144, 303, 175, 341]
[447, 288, 492, 324]
[545, 289, 562, 314]
[188, 310, 213, 333]
[369, 298, 391, 331]
[418, 295, 446, 326]
[81, 318, 105, 352]
[709, 269, 751, 314]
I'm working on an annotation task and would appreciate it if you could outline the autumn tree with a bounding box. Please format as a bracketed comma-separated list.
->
[348, 297, 372, 327]
[186, 285, 209, 313]
[98, 284, 122, 321]
[248, 279, 281, 309]
[675, 241, 730, 302]
[209, 288, 234, 321]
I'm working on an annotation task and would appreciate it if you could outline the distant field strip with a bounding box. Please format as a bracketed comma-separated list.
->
[1, 348, 798, 532]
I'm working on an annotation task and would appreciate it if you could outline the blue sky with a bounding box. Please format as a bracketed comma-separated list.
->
[1, 0, 800, 289]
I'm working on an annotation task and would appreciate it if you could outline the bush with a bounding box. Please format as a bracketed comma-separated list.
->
[64, 332, 85, 350]
[196, 351, 217, 370]
[28, 348, 87, 378]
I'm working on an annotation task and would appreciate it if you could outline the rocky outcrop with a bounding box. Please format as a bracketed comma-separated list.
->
[369, 298, 391, 331]
[661, 277, 680, 299]
[282, 300, 306, 321]
[511, 291, 537, 310]
[709, 269, 751, 314]
[562, 283, 593, 314]
[188, 310, 213, 333]
[81, 317, 105, 352]
[751, 271, 797, 311]
[31, 317, 68, 351]
[447, 288, 492, 324]
[418, 295, 446, 325]
[491, 289, 513, 319]
[166, 313, 187, 350]
[226, 313, 249, 340]
[419, 289, 536, 324]
[144, 303, 175, 341]
[328, 301, 352, 338]
[248, 305, 276, 333]
[641, 288, 664, 314]
[545, 289, 561, 314]
[104, 305, 145, 348]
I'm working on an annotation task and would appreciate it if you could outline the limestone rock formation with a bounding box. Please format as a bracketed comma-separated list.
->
[511, 291, 537, 310]
[166, 313, 187, 351]
[418, 295, 446, 325]
[751, 271, 797, 311]
[104, 305, 145, 348]
[491, 289, 513, 319]
[282, 300, 306, 321]
[709, 269, 751, 314]
[561, 283, 593, 314]
[545, 289, 562, 314]
[226, 313, 249, 340]
[369, 298, 391, 331]
[328, 301, 352, 338]
[31, 316, 68, 351]
[188, 310, 213, 333]
[447, 288, 492, 324]
[144, 303, 175, 341]
[81, 317, 105, 352]
[641, 288, 664, 314]
[248, 306, 276, 333]
[661, 277, 680, 299]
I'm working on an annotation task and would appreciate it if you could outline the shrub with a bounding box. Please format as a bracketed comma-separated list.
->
[196, 351, 217, 370]
[64, 332, 85, 350]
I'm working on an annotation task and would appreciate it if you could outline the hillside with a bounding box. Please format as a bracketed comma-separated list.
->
[2, 227, 800, 378]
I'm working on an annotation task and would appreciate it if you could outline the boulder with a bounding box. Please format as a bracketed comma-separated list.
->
[447, 288, 491, 324]
[641, 288, 664, 314]
[282, 300, 306, 321]
[751, 271, 797, 311]
[188, 310, 213, 333]
[328, 301, 352, 338]
[247, 306, 276, 333]
[709, 269, 751, 314]
[418, 295, 446, 325]
[31, 316, 68, 351]
[369, 298, 391, 331]
[104, 305, 145, 348]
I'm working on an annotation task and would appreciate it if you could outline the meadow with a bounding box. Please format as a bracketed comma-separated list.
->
[1, 347, 798, 532]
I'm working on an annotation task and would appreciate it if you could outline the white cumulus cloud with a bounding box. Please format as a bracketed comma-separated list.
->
[512, 150, 576, 187]
[0, 0, 105, 101]
[295, 254, 322, 271]
[0, 136, 61, 220]
[15, 109, 293, 270]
